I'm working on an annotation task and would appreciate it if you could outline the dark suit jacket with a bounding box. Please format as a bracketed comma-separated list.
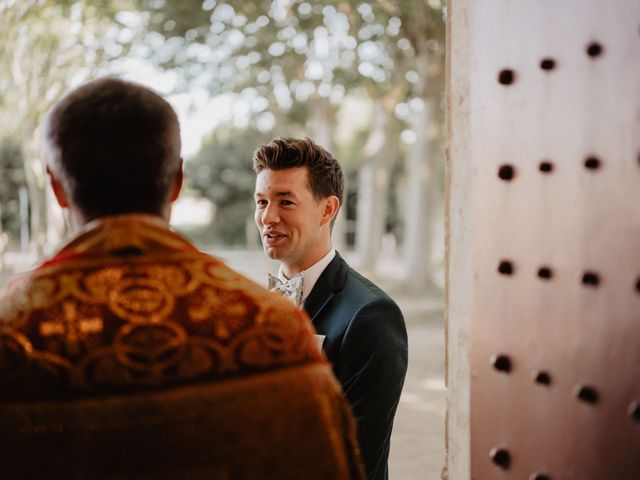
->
[303, 252, 408, 480]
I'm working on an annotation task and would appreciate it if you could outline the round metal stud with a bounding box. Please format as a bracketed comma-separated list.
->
[498, 69, 515, 85]
[584, 156, 601, 170]
[627, 400, 640, 422]
[530, 473, 551, 480]
[490, 354, 512, 373]
[581, 272, 600, 287]
[540, 58, 556, 70]
[498, 164, 515, 181]
[490, 447, 511, 470]
[537, 267, 553, 280]
[586, 42, 603, 57]
[575, 385, 598, 404]
[498, 260, 514, 275]
[534, 370, 552, 386]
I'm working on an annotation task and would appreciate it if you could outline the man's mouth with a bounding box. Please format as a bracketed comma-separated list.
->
[263, 232, 287, 245]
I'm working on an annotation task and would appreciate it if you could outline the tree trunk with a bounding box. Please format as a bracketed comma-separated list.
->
[45, 184, 66, 254]
[307, 96, 347, 251]
[22, 127, 47, 257]
[355, 101, 398, 269]
[387, 0, 445, 291]
[402, 97, 442, 290]
[308, 96, 335, 150]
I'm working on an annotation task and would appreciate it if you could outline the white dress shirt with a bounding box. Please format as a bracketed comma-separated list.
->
[277, 248, 336, 306]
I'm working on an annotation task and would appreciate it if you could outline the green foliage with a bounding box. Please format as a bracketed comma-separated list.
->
[0, 137, 26, 244]
[0, 0, 139, 251]
[0, 0, 446, 257]
[186, 126, 272, 246]
[0, 0, 137, 132]
[136, 0, 444, 113]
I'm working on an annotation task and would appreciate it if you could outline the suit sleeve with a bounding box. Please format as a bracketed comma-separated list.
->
[336, 298, 408, 480]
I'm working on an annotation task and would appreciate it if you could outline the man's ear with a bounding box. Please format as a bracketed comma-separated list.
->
[46, 167, 69, 208]
[169, 160, 184, 202]
[320, 195, 340, 227]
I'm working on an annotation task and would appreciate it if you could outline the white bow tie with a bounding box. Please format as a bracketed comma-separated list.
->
[268, 273, 304, 305]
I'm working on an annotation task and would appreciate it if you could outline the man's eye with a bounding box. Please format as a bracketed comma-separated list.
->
[256, 199, 267, 206]
[281, 200, 294, 206]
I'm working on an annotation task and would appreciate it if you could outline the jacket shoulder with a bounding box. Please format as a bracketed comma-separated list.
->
[340, 265, 400, 313]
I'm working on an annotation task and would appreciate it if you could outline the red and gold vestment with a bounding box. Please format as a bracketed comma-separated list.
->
[0, 214, 364, 479]
[0, 214, 324, 396]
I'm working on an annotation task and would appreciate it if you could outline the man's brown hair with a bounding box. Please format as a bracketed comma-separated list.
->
[252, 137, 344, 206]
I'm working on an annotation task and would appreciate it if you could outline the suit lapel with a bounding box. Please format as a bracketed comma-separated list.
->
[303, 252, 348, 321]
[303, 275, 334, 321]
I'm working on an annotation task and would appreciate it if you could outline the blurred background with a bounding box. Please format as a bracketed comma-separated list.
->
[0, 1, 446, 477]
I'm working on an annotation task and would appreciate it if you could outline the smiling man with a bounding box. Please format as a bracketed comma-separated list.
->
[253, 137, 408, 480]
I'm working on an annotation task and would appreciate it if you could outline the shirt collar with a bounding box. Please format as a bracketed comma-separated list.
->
[278, 248, 336, 306]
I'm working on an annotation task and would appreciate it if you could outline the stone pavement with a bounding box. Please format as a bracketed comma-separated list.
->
[388, 301, 445, 480]
[0, 248, 447, 480]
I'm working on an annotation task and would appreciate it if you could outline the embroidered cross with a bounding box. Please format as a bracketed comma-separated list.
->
[39, 301, 103, 354]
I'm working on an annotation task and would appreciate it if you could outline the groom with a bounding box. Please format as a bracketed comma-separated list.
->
[253, 137, 408, 480]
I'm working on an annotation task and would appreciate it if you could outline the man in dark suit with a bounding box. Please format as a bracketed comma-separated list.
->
[253, 137, 408, 480]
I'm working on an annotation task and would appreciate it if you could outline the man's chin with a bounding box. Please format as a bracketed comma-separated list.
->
[263, 245, 283, 260]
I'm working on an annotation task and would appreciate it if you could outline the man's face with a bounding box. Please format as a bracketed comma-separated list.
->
[254, 167, 327, 272]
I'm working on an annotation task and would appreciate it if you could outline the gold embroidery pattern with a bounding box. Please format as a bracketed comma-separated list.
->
[0, 329, 33, 378]
[114, 321, 188, 373]
[0, 235, 322, 400]
[39, 300, 103, 358]
[187, 287, 257, 340]
[0, 328, 72, 394]
[108, 277, 175, 324]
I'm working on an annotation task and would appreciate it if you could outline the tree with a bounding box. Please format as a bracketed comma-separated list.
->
[392, 0, 445, 290]
[344, 0, 445, 286]
[129, 1, 446, 285]
[0, 136, 27, 246]
[186, 125, 272, 246]
[0, 0, 135, 253]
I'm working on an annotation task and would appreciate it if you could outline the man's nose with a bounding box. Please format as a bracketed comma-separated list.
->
[262, 204, 280, 224]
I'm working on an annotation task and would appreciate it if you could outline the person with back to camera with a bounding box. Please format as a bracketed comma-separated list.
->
[0, 78, 364, 479]
[253, 137, 408, 480]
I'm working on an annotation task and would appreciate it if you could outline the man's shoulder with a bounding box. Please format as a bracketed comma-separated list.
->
[0, 250, 324, 400]
[1, 250, 306, 324]
[314, 256, 403, 330]
[0, 271, 32, 324]
[338, 259, 398, 311]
